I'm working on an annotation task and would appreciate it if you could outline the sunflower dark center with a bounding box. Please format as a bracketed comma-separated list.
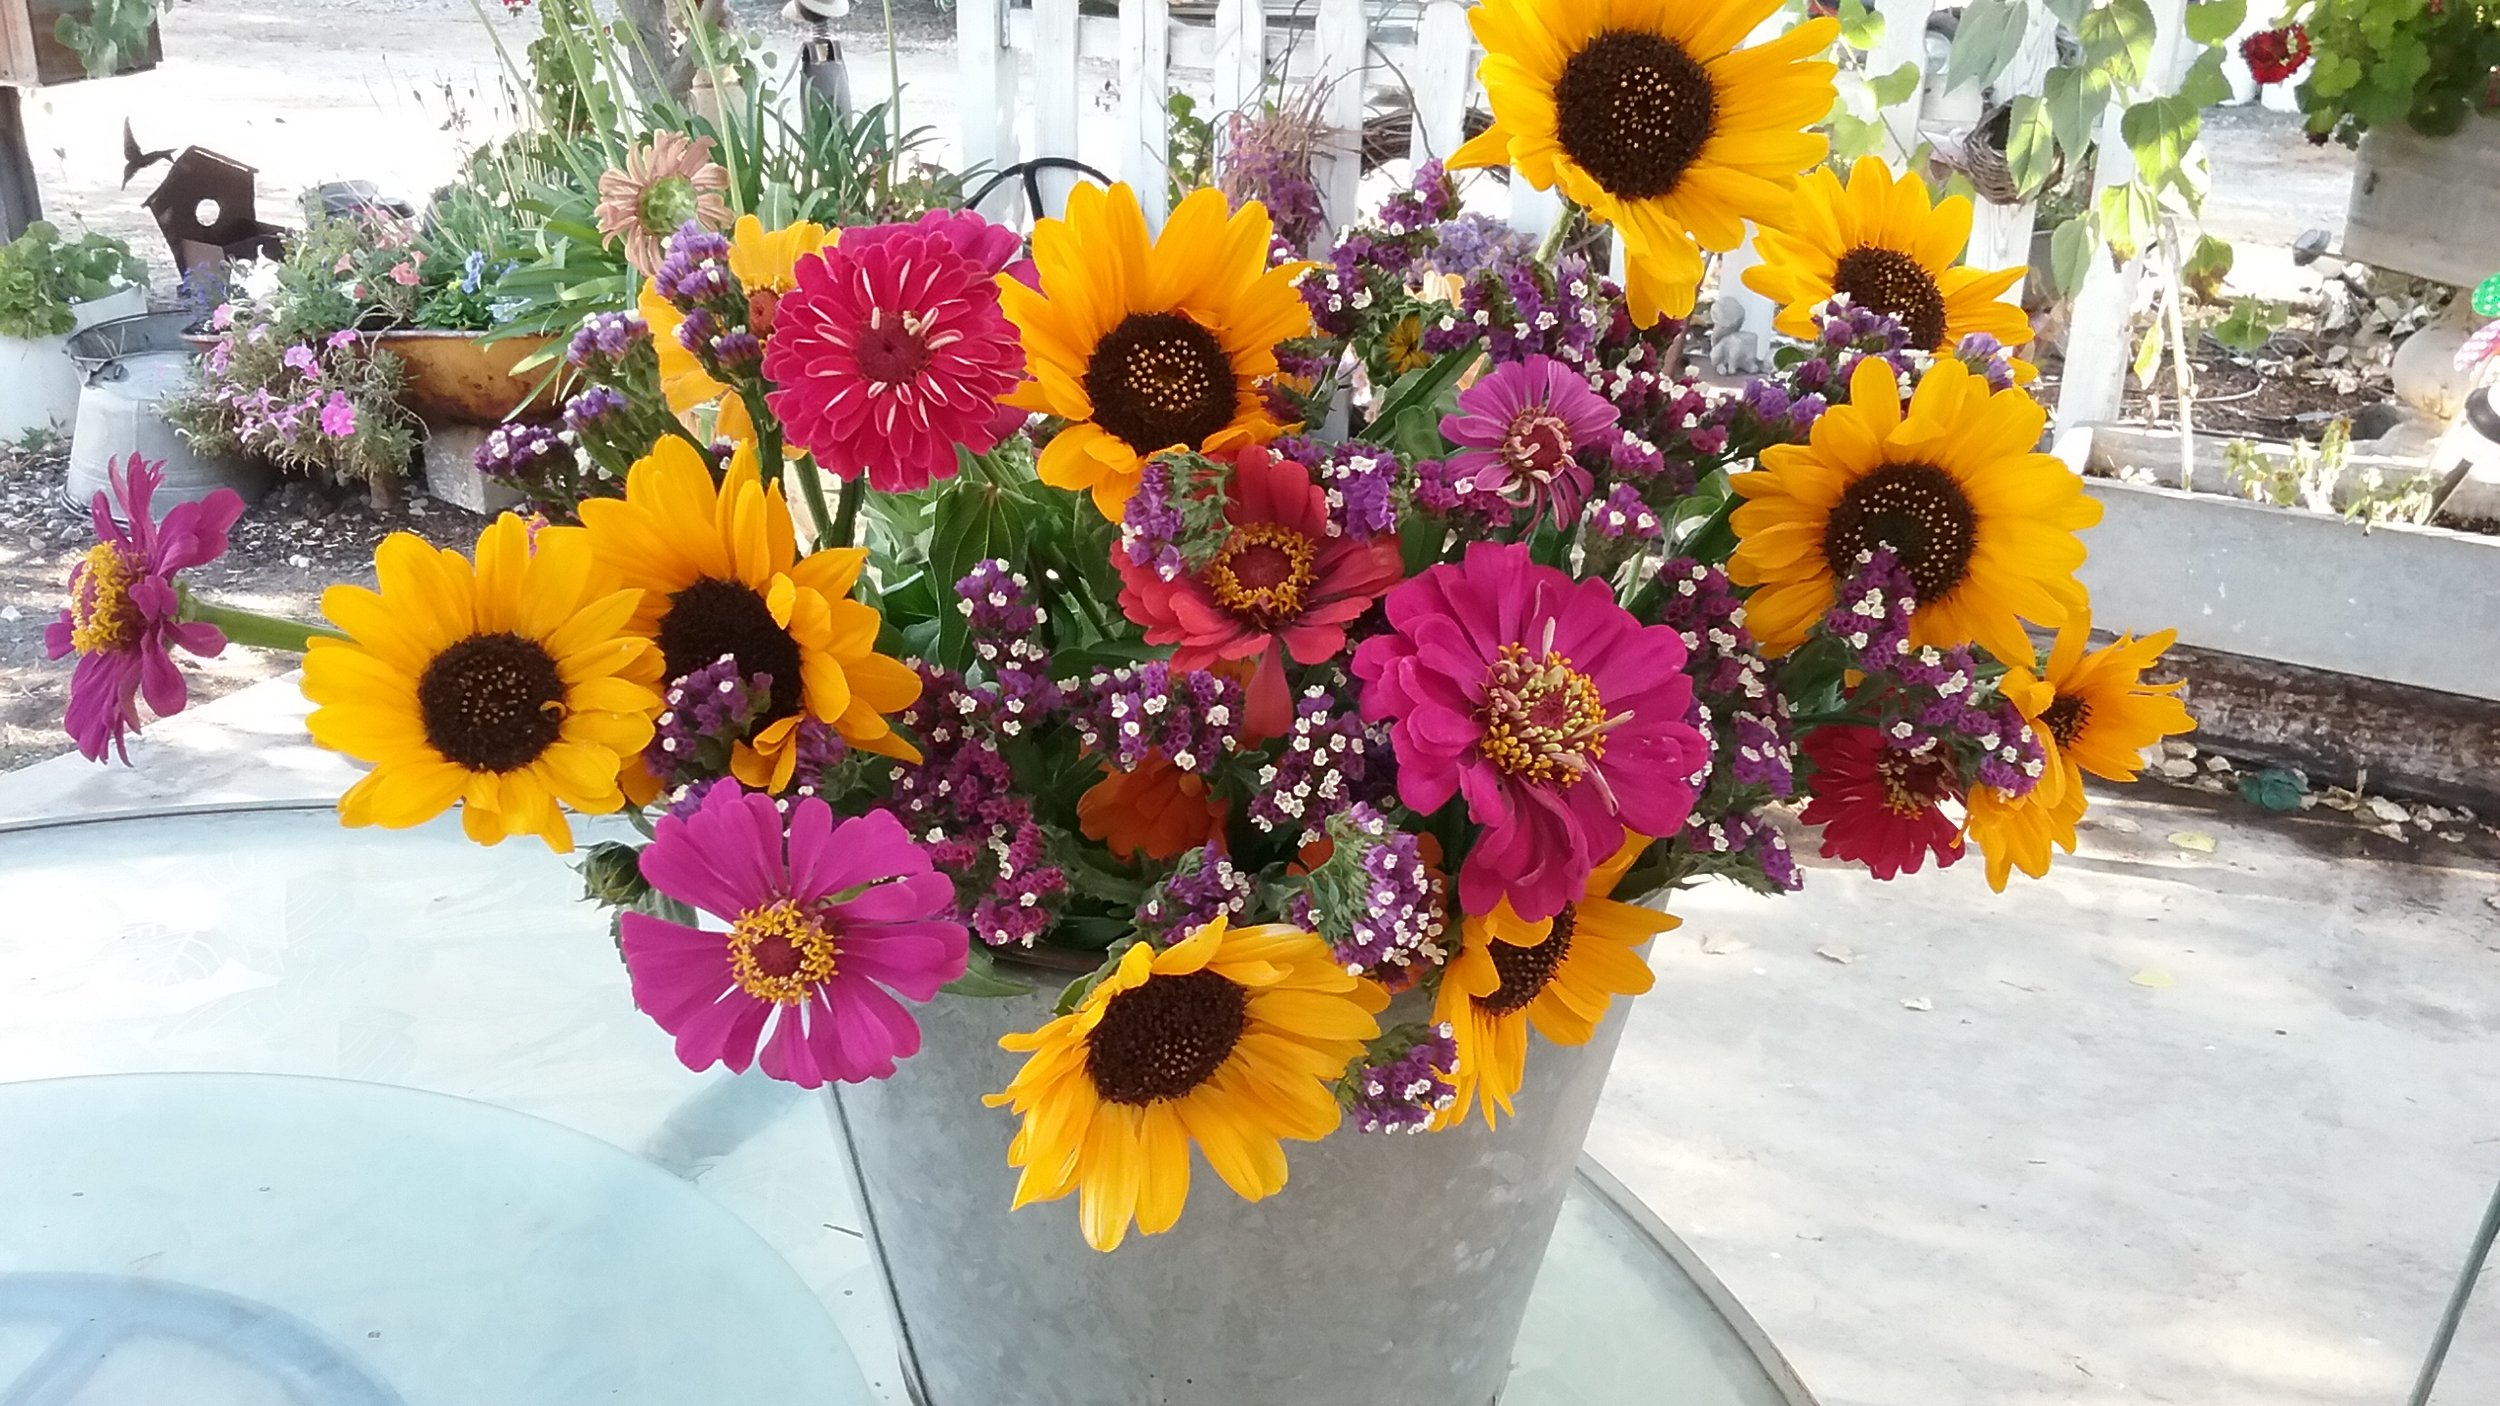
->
[657, 577, 805, 722]
[1822, 462, 1978, 604]
[416, 632, 567, 773]
[2039, 694, 2090, 748]
[1552, 30, 1717, 202]
[1084, 311, 1239, 455]
[1479, 907, 1577, 1015]
[1833, 246, 1951, 351]
[1085, 968, 1250, 1106]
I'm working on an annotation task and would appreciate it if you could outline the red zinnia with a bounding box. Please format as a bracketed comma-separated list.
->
[1116, 444, 1403, 734]
[764, 209, 1028, 494]
[2240, 24, 2310, 86]
[1798, 725, 1965, 880]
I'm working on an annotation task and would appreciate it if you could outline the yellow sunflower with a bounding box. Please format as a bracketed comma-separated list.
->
[986, 916, 1388, 1251]
[1969, 615, 2195, 890]
[1000, 183, 1313, 521]
[1434, 836, 1672, 1131]
[1728, 357, 2102, 667]
[1450, 0, 1838, 326]
[575, 436, 920, 794]
[1744, 156, 2032, 353]
[642, 214, 837, 444]
[302, 515, 661, 853]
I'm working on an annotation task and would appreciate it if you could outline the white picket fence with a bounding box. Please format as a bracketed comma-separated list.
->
[955, 0, 1498, 237]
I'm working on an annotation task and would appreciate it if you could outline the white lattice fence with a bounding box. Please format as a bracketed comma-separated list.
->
[956, 0, 1499, 240]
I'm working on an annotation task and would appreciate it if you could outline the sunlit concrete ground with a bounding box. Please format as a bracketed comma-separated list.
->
[3, 680, 2493, 1406]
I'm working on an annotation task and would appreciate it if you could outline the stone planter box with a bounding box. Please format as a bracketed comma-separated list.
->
[2078, 477, 2500, 704]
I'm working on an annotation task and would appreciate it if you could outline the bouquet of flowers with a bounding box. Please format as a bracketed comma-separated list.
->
[59, 0, 2191, 1254]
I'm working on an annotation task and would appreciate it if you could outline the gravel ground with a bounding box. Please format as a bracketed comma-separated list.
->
[0, 445, 476, 772]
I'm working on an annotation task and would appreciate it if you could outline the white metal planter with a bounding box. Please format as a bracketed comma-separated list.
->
[829, 964, 1642, 1406]
[0, 284, 146, 440]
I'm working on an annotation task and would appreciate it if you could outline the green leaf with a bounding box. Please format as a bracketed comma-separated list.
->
[2042, 66, 2111, 169]
[2121, 95, 2202, 198]
[943, 945, 1036, 998]
[2078, 0, 2158, 89]
[2006, 96, 2057, 195]
[2051, 215, 2096, 296]
[1838, 0, 1885, 50]
[1868, 61, 1922, 109]
[2211, 297, 2284, 354]
[1948, 0, 2028, 91]
[2041, 0, 2091, 26]
[2097, 183, 2148, 263]
[2183, 0, 2247, 47]
[1357, 343, 1475, 444]
[2181, 233, 2234, 302]
[2178, 48, 2234, 111]
[2237, 766, 2309, 813]
[2131, 314, 2166, 383]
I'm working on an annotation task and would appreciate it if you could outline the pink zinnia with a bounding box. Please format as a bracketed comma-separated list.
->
[1439, 355, 1617, 526]
[44, 455, 243, 763]
[622, 787, 971, 1088]
[1116, 444, 1402, 735]
[1798, 725, 1964, 880]
[319, 391, 357, 438]
[1352, 542, 1710, 923]
[764, 209, 1027, 494]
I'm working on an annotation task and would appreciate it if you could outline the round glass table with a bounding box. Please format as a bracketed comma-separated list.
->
[0, 802, 1811, 1406]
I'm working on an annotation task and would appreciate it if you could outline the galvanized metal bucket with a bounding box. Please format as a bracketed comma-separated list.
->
[827, 970, 1639, 1406]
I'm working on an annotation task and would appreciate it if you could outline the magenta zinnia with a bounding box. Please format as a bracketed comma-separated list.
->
[45, 455, 243, 763]
[1114, 444, 1403, 734]
[1439, 355, 1616, 526]
[1352, 541, 1710, 923]
[622, 787, 971, 1087]
[764, 209, 1029, 494]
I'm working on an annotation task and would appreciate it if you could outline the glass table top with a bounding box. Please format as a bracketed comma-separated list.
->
[0, 805, 1806, 1406]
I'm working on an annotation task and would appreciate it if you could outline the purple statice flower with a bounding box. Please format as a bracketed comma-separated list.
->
[645, 654, 779, 792]
[1409, 456, 1513, 529]
[653, 222, 737, 310]
[1655, 557, 1793, 799]
[1346, 1024, 1459, 1134]
[1115, 452, 1231, 581]
[955, 559, 1065, 725]
[318, 391, 357, 439]
[1679, 809, 1803, 893]
[1247, 683, 1393, 843]
[674, 307, 719, 356]
[472, 420, 569, 481]
[567, 311, 649, 370]
[1134, 847, 1255, 946]
[1073, 661, 1240, 776]
[1585, 482, 1662, 543]
[1222, 106, 1327, 254]
[1440, 355, 1616, 526]
[563, 384, 628, 434]
[1415, 235, 1612, 370]
[1955, 333, 2020, 391]
[709, 329, 761, 370]
[1423, 215, 1533, 281]
[1270, 434, 1400, 541]
[1374, 162, 1460, 235]
[1821, 547, 1918, 666]
[1298, 803, 1448, 979]
[891, 666, 1072, 948]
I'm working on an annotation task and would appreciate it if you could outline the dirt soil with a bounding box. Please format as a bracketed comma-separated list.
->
[0, 447, 476, 772]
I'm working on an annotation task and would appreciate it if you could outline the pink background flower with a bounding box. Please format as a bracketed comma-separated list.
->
[1439, 355, 1618, 527]
[622, 788, 971, 1087]
[44, 456, 243, 762]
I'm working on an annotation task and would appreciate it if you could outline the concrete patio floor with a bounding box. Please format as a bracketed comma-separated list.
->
[1, 679, 2494, 1406]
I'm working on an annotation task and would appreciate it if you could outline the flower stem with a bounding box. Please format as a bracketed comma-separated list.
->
[179, 591, 348, 654]
[1533, 200, 1577, 266]
[830, 474, 866, 550]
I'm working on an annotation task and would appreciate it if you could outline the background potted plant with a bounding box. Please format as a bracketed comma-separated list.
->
[2286, 0, 2500, 288]
[0, 220, 145, 437]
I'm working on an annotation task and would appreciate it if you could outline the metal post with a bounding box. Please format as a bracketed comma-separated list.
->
[2408, 1175, 2500, 1406]
[0, 88, 41, 241]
